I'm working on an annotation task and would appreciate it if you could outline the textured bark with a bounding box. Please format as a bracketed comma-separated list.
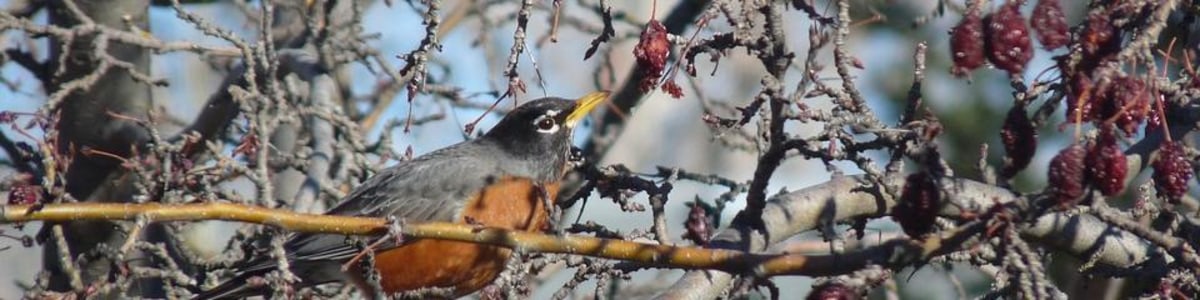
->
[42, 0, 153, 292]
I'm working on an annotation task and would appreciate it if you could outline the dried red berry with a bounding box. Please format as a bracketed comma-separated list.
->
[1031, 0, 1069, 50]
[634, 20, 670, 94]
[1048, 144, 1087, 207]
[7, 181, 42, 205]
[1000, 105, 1037, 178]
[984, 2, 1034, 75]
[950, 10, 986, 77]
[806, 282, 857, 300]
[894, 172, 939, 238]
[681, 202, 712, 245]
[1080, 12, 1120, 58]
[1087, 130, 1128, 196]
[1152, 141, 1194, 204]
[662, 80, 684, 99]
[1147, 112, 1163, 134]
[1097, 76, 1151, 136]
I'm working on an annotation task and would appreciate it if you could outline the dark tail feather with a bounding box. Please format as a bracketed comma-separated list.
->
[194, 261, 344, 299]
[193, 271, 270, 300]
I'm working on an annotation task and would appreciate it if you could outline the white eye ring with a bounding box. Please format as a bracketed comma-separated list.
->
[533, 114, 559, 133]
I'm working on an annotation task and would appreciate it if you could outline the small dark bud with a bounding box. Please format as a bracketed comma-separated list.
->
[1000, 105, 1037, 177]
[894, 172, 940, 238]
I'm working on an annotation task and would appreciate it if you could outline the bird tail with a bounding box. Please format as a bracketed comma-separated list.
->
[194, 261, 345, 299]
[192, 268, 271, 300]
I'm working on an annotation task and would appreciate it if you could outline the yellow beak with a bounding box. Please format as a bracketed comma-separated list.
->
[565, 91, 608, 127]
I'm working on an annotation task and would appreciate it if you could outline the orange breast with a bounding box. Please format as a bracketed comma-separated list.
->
[366, 177, 558, 297]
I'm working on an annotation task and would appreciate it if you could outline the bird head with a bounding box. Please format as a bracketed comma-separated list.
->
[482, 92, 608, 157]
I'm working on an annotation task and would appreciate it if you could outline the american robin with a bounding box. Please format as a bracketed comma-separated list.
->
[196, 92, 608, 299]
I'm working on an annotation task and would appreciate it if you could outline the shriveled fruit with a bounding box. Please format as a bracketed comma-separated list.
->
[5, 173, 40, 206]
[634, 20, 670, 94]
[681, 202, 712, 245]
[1048, 144, 1087, 207]
[1153, 141, 1194, 204]
[1080, 12, 1120, 58]
[7, 182, 41, 205]
[1000, 104, 1037, 178]
[894, 172, 940, 238]
[1097, 76, 1151, 136]
[806, 282, 857, 300]
[950, 10, 986, 77]
[1087, 130, 1128, 196]
[1031, 0, 1069, 50]
[662, 80, 684, 99]
[984, 2, 1034, 75]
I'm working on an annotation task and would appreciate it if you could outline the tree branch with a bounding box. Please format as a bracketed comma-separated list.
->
[0, 174, 1167, 293]
[0, 202, 931, 278]
[3, 202, 384, 235]
[657, 174, 1165, 299]
[0, 199, 1096, 292]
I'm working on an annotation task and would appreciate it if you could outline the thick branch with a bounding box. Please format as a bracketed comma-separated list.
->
[0, 202, 936, 278]
[3, 203, 383, 234]
[658, 175, 1164, 299]
[2, 175, 1167, 281]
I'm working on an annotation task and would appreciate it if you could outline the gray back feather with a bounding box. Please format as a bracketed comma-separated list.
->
[235, 137, 563, 278]
[202, 97, 578, 298]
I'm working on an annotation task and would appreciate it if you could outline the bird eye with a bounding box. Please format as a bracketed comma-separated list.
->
[536, 118, 556, 131]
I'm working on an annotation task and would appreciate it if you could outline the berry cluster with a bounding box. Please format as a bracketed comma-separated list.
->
[1064, 6, 1142, 128]
[1069, 75, 1152, 136]
[951, 0, 1059, 77]
[955, 1, 1195, 206]
[1046, 129, 1141, 208]
[1152, 142, 1194, 204]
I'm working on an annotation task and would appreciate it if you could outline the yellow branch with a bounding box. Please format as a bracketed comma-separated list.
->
[1, 203, 921, 277]
[2, 203, 388, 235]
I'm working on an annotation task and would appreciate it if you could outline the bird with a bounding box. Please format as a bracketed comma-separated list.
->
[195, 92, 609, 299]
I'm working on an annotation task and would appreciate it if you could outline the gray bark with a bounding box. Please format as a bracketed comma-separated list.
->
[42, 0, 153, 293]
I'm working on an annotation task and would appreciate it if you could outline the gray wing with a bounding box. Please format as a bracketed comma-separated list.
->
[213, 145, 504, 292]
[284, 145, 501, 262]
